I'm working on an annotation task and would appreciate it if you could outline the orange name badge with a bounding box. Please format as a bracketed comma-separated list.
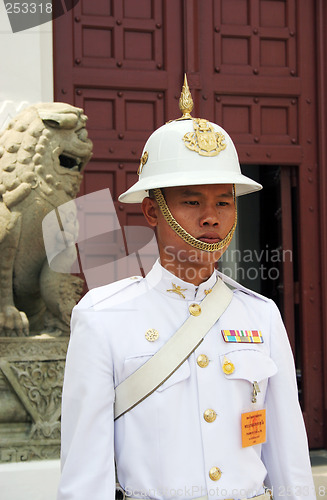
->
[241, 409, 266, 448]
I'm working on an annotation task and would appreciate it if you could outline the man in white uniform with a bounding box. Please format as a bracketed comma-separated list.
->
[57, 78, 316, 500]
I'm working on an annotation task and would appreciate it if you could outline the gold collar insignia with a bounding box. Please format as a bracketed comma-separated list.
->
[166, 283, 187, 299]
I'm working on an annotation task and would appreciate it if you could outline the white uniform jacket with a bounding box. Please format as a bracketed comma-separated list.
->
[57, 260, 316, 500]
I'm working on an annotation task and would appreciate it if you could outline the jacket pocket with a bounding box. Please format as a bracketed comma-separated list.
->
[156, 359, 190, 392]
[123, 354, 190, 392]
[123, 352, 154, 379]
[219, 349, 278, 382]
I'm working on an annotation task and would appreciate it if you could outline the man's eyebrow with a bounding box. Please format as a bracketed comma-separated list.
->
[180, 189, 233, 198]
[180, 189, 203, 196]
[218, 191, 233, 198]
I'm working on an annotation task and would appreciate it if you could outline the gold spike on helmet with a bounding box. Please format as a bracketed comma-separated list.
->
[177, 74, 194, 120]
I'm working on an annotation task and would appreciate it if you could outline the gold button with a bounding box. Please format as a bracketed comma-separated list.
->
[197, 354, 209, 368]
[222, 358, 235, 375]
[189, 303, 201, 316]
[209, 467, 222, 481]
[145, 329, 159, 342]
[204, 409, 217, 423]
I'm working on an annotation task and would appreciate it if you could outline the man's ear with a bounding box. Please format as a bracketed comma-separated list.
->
[142, 197, 159, 227]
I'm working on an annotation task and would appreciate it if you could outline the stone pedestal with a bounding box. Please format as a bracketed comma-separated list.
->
[0, 335, 68, 463]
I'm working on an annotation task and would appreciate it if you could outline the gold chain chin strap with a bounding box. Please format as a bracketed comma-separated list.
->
[153, 187, 237, 253]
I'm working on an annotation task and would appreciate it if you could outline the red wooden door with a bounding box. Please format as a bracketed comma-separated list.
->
[191, 0, 323, 447]
[53, 0, 184, 285]
[53, 0, 325, 447]
[54, 0, 183, 225]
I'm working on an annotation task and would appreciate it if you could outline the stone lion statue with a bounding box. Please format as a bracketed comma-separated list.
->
[0, 103, 93, 336]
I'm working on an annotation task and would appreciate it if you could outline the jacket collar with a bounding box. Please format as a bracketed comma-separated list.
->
[145, 260, 217, 301]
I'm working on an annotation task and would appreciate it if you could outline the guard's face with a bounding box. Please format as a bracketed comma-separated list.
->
[142, 184, 236, 282]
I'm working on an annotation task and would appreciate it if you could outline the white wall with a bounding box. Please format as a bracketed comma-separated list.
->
[0, 5, 58, 498]
[0, 1, 53, 130]
[0, 460, 61, 500]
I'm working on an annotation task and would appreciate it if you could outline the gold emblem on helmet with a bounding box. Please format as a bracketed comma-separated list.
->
[137, 151, 149, 175]
[183, 118, 226, 157]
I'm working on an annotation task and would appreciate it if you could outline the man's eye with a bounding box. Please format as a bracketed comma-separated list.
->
[185, 200, 199, 205]
[217, 202, 229, 207]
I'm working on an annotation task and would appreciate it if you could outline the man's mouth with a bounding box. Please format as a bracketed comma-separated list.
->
[197, 232, 222, 244]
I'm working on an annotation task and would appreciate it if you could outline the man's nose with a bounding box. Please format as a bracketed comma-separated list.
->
[199, 206, 219, 227]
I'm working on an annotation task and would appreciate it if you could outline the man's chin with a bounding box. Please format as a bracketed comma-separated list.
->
[179, 248, 221, 265]
[162, 242, 229, 265]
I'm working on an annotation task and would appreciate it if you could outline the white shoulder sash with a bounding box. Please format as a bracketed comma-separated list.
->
[114, 277, 233, 420]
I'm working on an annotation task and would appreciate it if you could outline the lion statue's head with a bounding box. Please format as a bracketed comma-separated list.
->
[0, 102, 93, 209]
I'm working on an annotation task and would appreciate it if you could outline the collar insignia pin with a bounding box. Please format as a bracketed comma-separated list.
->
[166, 283, 187, 299]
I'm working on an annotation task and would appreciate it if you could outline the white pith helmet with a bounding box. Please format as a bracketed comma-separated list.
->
[119, 77, 262, 204]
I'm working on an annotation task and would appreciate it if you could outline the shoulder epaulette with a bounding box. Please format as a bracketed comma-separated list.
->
[76, 275, 143, 310]
[217, 271, 269, 302]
